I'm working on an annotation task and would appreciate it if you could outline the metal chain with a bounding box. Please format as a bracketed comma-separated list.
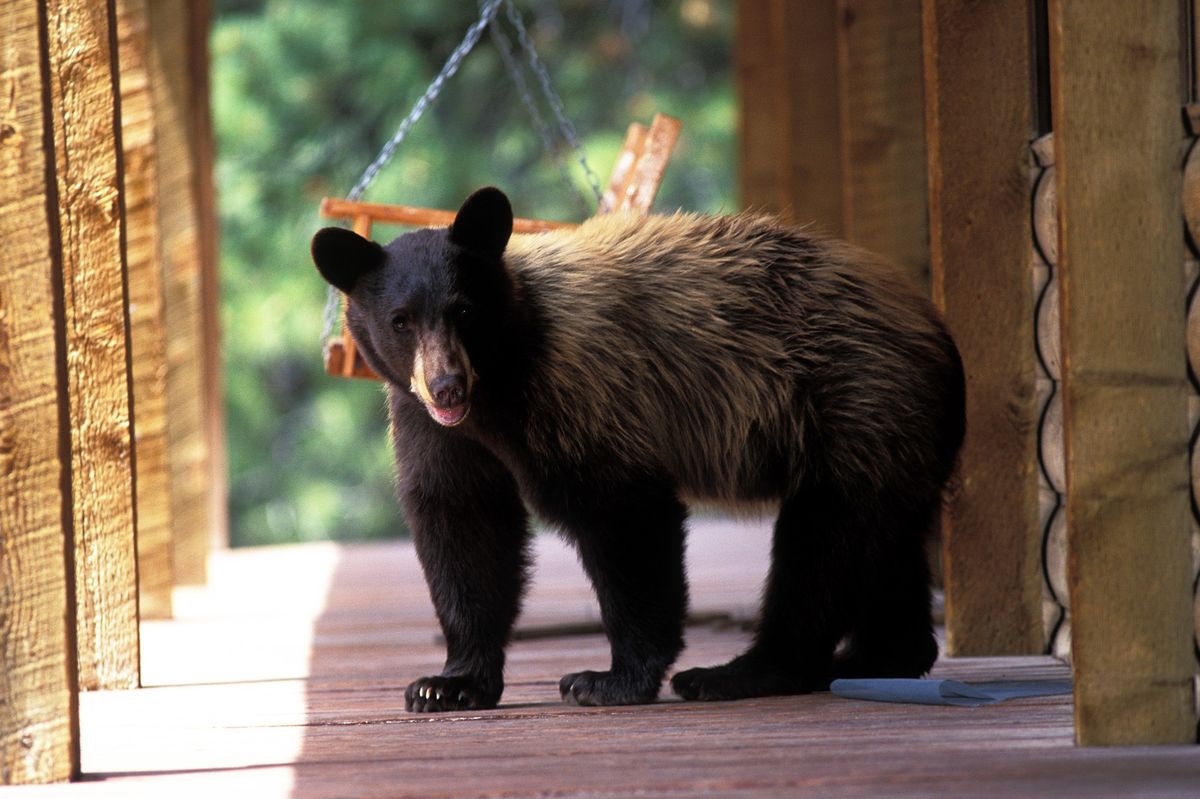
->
[502, 0, 605, 205]
[325, 0, 505, 346]
[345, 0, 505, 202]
[489, 17, 593, 217]
[325, 0, 606, 344]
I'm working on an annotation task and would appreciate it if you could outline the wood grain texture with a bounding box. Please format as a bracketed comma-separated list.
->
[736, 0, 843, 230]
[922, 0, 1043, 656]
[188, 0, 228, 553]
[615, 113, 680, 214]
[600, 122, 646, 213]
[43, 0, 140, 692]
[1048, 0, 1196, 745]
[0, 0, 79, 782]
[734, 0, 777, 214]
[318, 198, 577, 232]
[774, 0, 842, 231]
[834, 0, 930, 288]
[147, 0, 210, 586]
[116, 0, 173, 621]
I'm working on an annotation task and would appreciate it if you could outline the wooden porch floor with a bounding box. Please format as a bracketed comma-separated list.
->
[21, 518, 1200, 797]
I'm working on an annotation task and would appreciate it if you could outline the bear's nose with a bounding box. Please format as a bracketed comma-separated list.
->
[428, 374, 467, 409]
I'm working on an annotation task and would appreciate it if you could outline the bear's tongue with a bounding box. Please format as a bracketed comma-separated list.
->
[429, 403, 469, 427]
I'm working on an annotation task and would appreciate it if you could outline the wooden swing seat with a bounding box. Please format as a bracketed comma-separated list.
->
[320, 113, 682, 380]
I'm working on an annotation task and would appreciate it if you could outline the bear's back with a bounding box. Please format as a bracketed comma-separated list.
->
[502, 213, 956, 504]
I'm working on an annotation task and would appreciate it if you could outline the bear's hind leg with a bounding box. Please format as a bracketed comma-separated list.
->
[672, 484, 862, 701]
[833, 526, 938, 680]
[554, 478, 689, 707]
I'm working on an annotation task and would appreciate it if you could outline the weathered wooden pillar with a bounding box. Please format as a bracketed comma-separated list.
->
[117, 0, 175, 620]
[3, 0, 142, 780]
[737, 0, 928, 288]
[1048, 0, 1197, 745]
[43, 0, 141, 692]
[737, 0, 842, 231]
[189, 0, 229, 553]
[148, 0, 213, 585]
[921, 0, 1044, 655]
[0, 2, 81, 782]
[834, 0, 929, 288]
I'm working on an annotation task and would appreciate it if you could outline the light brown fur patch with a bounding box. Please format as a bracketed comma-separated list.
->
[409, 327, 475, 407]
[502, 211, 956, 504]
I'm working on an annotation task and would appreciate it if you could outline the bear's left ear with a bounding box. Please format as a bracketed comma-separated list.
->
[449, 187, 513, 261]
[311, 227, 385, 294]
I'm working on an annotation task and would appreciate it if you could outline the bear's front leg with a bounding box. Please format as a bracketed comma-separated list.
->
[396, 420, 531, 713]
[550, 477, 689, 706]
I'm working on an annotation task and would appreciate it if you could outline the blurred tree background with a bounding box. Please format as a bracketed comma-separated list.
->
[212, 0, 735, 546]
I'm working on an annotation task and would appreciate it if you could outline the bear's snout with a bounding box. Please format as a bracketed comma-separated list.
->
[428, 373, 467, 410]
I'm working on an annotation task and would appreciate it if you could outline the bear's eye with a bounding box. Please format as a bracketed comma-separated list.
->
[451, 302, 473, 322]
[391, 311, 410, 333]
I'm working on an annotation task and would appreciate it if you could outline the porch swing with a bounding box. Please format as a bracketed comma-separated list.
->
[319, 0, 682, 380]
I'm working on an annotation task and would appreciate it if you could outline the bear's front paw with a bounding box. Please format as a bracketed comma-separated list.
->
[405, 675, 500, 713]
[559, 670, 660, 707]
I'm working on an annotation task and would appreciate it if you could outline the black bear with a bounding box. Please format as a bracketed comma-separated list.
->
[311, 187, 965, 712]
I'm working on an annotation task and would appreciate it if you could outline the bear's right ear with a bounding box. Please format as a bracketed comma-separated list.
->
[311, 227, 385, 294]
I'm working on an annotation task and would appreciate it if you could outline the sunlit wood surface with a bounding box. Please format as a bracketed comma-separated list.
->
[31, 518, 1197, 796]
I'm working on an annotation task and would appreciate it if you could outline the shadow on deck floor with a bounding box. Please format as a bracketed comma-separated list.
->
[42, 518, 1200, 797]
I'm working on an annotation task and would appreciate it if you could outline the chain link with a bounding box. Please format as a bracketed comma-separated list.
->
[326, 0, 606, 345]
[502, 0, 605, 205]
[489, 18, 593, 217]
[326, 0, 505, 346]
[346, 0, 505, 202]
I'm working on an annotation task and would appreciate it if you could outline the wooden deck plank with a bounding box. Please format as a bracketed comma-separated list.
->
[39, 520, 1198, 796]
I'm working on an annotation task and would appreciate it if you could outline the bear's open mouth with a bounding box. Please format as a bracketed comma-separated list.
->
[427, 402, 470, 427]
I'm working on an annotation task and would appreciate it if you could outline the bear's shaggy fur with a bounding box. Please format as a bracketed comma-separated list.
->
[312, 187, 965, 712]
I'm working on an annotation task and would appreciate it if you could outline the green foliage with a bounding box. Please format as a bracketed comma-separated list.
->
[214, 0, 735, 545]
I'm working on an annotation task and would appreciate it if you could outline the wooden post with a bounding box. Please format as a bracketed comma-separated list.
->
[189, 0, 229, 553]
[735, 0, 782, 215]
[148, 0, 212, 585]
[117, 0, 174, 621]
[834, 0, 930, 289]
[43, 0, 141, 691]
[1048, 0, 1197, 745]
[0, 1, 80, 782]
[736, 0, 843, 232]
[922, 0, 1044, 655]
[738, 0, 927, 282]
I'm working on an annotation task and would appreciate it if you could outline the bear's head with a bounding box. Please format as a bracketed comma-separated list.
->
[311, 187, 515, 428]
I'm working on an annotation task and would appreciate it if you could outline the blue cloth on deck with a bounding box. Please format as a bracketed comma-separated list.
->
[829, 678, 1072, 707]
